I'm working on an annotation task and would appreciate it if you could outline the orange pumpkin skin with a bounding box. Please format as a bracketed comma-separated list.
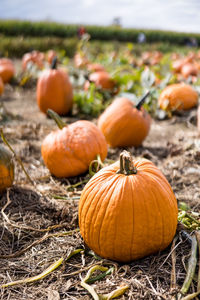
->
[87, 63, 105, 72]
[0, 145, 14, 192]
[74, 53, 89, 68]
[172, 59, 185, 73]
[97, 97, 151, 148]
[159, 83, 198, 111]
[181, 63, 198, 78]
[0, 77, 4, 96]
[47, 50, 57, 65]
[79, 153, 178, 262]
[0, 59, 15, 83]
[22, 51, 44, 71]
[85, 71, 116, 91]
[37, 69, 73, 115]
[41, 120, 108, 177]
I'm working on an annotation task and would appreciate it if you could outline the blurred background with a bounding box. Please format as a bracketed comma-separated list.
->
[1, 0, 200, 33]
[0, 2, 200, 300]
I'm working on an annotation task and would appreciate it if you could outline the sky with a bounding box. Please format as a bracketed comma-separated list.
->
[1, 0, 200, 33]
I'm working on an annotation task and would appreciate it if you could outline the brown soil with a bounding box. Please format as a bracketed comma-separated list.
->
[0, 82, 199, 300]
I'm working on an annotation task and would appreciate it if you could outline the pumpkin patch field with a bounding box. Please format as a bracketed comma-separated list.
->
[0, 37, 200, 300]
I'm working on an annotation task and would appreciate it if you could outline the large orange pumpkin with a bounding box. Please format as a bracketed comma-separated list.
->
[0, 77, 4, 96]
[159, 83, 198, 111]
[97, 93, 151, 147]
[41, 109, 108, 178]
[0, 58, 15, 83]
[37, 57, 73, 115]
[79, 151, 178, 262]
[0, 144, 14, 192]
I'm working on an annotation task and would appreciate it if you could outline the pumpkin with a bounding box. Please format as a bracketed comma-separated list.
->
[0, 77, 4, 96]
[172, 59, 185, 73]
[74, 53, 89, 68]
[0, 144, 14, 192]
[87, 63, 105, 72]
[47, 50, 57, 65]
[97, 92, 151, 148]
[22, 51, 44, 71]
[84, 71, 116, 91]
[159, 83, 198, 111]
[37, 57, 73, 115]
[41, 109, 108, 178]
[0, 58, 15, 83]
[79, 151, 178, 262]
[181, 63, 198, 78]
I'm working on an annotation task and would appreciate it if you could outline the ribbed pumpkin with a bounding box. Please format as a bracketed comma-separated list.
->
[0, 77, 4, 96]
[37, 57, 73, 115]
[97, 92, 151, 148]
[0, 58, 15, 83]
[0, 144, 14, 192]
[159, 83, 198, 111]
[79, 151, 178, 262]
[41, 109, 108, 178]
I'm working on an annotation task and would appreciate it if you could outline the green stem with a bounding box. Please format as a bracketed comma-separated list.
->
[51, 56, 57, 69]
[180, 234, 198, 295]
[47, 109, 66, 129]
[195, 231, 200, 291]
[117, 151, 137, 175]
[136, 90, 150, 110]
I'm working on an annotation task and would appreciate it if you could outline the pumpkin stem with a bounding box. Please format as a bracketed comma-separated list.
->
[136, 90, 150, 110]
[51, 56, 57, 69]
[47, 109, 66, 129]
[117, 151, 137, 175]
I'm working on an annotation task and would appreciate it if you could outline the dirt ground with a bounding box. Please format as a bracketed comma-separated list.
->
[0, 82, 200, 300]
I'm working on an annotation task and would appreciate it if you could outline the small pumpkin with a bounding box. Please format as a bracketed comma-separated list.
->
[0, 58, 15, 83]
[159, 83, 198, 111]
[37, 57, 73, 115]
[0, 77, 4, 96]
[0, 144, 14, 192]
[172, 59, 185, 73]
[87, 63, 105, 72]
[97, 92, 151, 148]
[46, 50, 57, 65]
[84, 71, 116, 92]
[181, 63, 198, 78]
[22, 51, 44, 71]
[79, 151, 178, 262]
[74, 53, 89, 68]
[41, 109, 108, 178]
